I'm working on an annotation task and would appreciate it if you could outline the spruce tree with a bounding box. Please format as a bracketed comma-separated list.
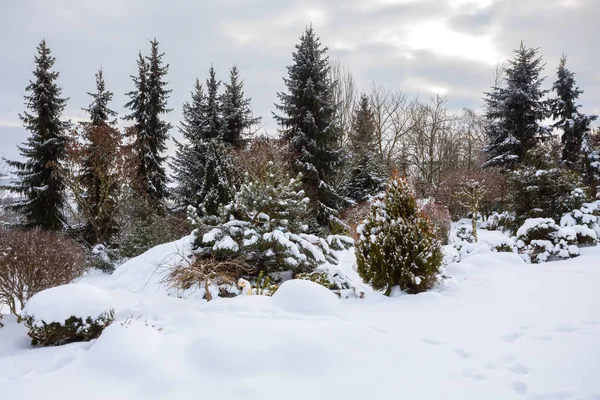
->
[550, 55, 597, 170]
[202, 66, 222, 140]
[171, 79, 206, 210]
[343, 94, 386, 202]
[2, 40, 69, 230]
[274, 26, 345, 226]
[83, 68, 117, 127]
[221, 65, 261, 148]
[124, 39, 171, 202]
[483, 42, 550, 169]
[197, 139, 236, 216]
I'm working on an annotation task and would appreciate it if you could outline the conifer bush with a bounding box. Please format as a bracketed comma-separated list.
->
[356, 173, 443, 295]
[190, 162, 352, 275]
[23, 311, 114, 347]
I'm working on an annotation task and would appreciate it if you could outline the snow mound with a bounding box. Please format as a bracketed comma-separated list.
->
[271, 279, 341, 316]
[23, 284, 113, 323]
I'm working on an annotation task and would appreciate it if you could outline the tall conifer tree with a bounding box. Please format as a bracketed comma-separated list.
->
[550, 55, 597, 170]
[171, 79, 206, 210]
[2, 40, 69, 230]
[274, 26, 344, 226]
[343, 94, 386, 202]
[124, 39, 171, 202]
[221, 65, 260, 148]
[483, 42, 549, 169]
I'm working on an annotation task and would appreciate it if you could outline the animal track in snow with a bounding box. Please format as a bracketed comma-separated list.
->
[511, 381, 528, 395]
[462, 369, 486, 382]
[531, 334, 555, 341]
[501, 332, 524, 343]
[554, 325, 578, 333]
[506, 363, 529, 375]
[422, 338, 445, 346]
[454, 348, 473, 359]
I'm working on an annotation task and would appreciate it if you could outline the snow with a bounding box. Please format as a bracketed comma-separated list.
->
[271, 279, 341, 316]
[1, 226, 600, 399]
[22, 284, 113, 324]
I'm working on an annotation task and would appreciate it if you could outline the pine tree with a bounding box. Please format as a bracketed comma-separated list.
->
[356, 173, 443, 295]
[197, 139, 236, 217]
[550, 55, 597, 170]
[343, 94, 386, 202]
[83, 68, 117, 127]
[170, 79, 206, 210]
[274, 25, 345, 226]
[2, 40, 69, 230]
[124, 39, 172, 202]
[483, 42, 550, 169]
[222, 65, 261, 148]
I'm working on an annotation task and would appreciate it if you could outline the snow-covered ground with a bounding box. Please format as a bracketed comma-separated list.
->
[1, 227, 599, 399]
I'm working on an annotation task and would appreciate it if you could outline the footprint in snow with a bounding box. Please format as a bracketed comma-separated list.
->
[422, 338, 445, 346]
[506, 363, 529, 375]
[581, 320, 600, 325]
[531, 334, 555, 341]
[554, 325, 578, 333]
[462, 369, 486, 382]
[454, 348, 473, 359]
[501, 332, 524, 343]
[511, 381, 528, 396]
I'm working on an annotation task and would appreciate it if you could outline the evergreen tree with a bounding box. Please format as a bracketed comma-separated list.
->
[170, 79, 206, 210]
[483, 42, 550, 169]
[274, 26, 345, 226]
[202, 66, 222, 141]
[2, 40, 69, 230]
[124, 39, 172, 202]
[356, 173, 443, 295]
[222, 65, 261, 148]
[550, 55, 597, 170]
[197, 139, 236, 216]
[191, 162, 350, 273]
[82, 68, 117, 127]
[343, 94, 386, 202]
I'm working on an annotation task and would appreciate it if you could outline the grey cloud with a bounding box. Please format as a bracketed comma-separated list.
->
[0, 0, 598, 162]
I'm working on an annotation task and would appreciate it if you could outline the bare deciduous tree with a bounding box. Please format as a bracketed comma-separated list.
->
[369, 83, 412, 171]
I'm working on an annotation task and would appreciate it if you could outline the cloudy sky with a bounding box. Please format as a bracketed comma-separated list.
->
[1, 0, 598, 162]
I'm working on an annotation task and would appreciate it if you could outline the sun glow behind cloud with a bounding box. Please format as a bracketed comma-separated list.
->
[404, 20, 500, 65]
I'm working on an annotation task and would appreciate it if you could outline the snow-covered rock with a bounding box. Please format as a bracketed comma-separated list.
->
[271, 279, 341, 316]
[23, 284, 113, 324]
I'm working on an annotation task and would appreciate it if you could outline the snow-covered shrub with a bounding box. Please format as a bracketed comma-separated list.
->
[22, 284, 114, 347]
[517, 218, 568, 263]
[454, 224, 475, 244]
[90, 244, 120, 273]
[508, 167, 585, 232]
[191, 162, 352, 276]
[490, 236, 516, 253]
[496, 212, 516, 232]
[355, 173, 443, 295]
[560, 201, 600, 245]
[454, 242, 492, 262]
[421, 201, 451, 245]
[0, 228, 87, 316]
[481, 212, 500, 230]
[271, 279, 341, 316]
